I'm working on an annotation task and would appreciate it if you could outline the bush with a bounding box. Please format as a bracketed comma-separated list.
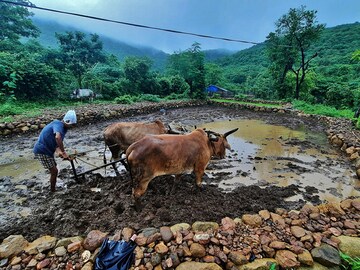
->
[137, 94, 161, 102]
[114, 95, 136, 104]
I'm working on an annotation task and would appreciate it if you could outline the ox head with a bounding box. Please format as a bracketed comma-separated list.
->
[206, 128, 238, 159]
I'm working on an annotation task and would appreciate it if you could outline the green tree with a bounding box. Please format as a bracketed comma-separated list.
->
[0, 0, 39, 43]
[121, 56, 157, 95]
[167, 42, 206, 99]
[56, 31, 106, 89]
[266, 6, 325, 99]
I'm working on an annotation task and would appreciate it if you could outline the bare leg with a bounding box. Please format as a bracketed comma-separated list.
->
[49, 166, 58, 192]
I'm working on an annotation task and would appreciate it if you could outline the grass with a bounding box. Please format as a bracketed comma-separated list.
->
[292, 100, 354, 119]
[340, 252, 360, 270]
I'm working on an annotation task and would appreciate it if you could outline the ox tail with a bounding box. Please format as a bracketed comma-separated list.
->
[103, 143, 107, 164]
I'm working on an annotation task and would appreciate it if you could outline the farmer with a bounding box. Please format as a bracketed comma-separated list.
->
[33, 110, 77, 192]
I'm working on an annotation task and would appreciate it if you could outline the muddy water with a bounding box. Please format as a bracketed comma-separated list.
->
[202, 119, 360, 202]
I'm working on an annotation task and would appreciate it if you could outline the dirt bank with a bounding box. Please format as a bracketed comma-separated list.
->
[0, 104, 358, 242]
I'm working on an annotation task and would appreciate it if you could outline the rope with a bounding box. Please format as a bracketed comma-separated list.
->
[75, 156, 99, 168]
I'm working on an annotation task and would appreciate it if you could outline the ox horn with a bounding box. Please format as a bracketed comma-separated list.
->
[224, 128, 239, 138]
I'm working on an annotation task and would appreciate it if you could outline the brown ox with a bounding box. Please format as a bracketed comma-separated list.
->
[103, 120, 169, 162]
[126, 127, 238, 207]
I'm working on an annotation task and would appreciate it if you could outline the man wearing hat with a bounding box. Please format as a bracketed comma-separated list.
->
[34, 110, 77, 192]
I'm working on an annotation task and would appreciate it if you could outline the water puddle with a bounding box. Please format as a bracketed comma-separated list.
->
[202, 119, 360, 203]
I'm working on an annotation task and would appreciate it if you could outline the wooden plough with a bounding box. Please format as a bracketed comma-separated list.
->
[67, 150, 128, 181]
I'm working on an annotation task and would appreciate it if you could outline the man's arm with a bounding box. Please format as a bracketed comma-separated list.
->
[55, 132, 69, 159]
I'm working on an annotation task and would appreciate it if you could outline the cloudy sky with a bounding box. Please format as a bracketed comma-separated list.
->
[29, 0, 360, 53]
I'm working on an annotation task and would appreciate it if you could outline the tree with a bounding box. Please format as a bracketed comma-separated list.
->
[266, 6, 325, 99]
[0, 0, 39, 42]
[56, 31, 106, 89]
[167, 42, 206, 99]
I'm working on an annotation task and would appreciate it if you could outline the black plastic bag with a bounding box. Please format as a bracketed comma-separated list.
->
[95, 238, 137, 270]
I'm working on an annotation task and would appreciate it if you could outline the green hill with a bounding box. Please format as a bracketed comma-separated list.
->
[214, 22, 360, 95]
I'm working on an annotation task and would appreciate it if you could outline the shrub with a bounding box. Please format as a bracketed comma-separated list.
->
[114, 95, 135, 104]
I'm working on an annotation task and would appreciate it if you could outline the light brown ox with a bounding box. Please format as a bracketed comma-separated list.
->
[103, 120, 169, 162]
[126, 127, 238, 207]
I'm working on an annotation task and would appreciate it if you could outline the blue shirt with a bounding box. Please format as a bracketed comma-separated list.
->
[33, 120, 67, 157]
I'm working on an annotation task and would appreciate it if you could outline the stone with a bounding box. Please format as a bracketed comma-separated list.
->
[190, 243, 206, 258]
[242, 214, 262, 227]
[121, 227, 134, 241]
[269, 241, 287, 249]
[67, 241, 82, 253]
[191, 221, 219, 232]
[24, 235, 57, 255]
[0, 235, 28, 259]
[337, 235, 360, 258]
[170, 223, 191, 234]
[228, 251, 247, 266]
[81, 262, 93, 270]
[275, 250, 300, 269]
[297, 249, 314, 266]
[237, 258, 277, 270]
[258, 210, 270, 220]
[54, 246, 67, 257]
[311, 243, 341, 267]
[83, 230, 108, 251]
[36, 258, 51, 269]
[221, 217, 236, 230]
[297, 262, 335, 270]
[56, 236, 83, 248]
[175, 261, 222, 270]
[154, 242, 168, 255]
[291, 226, 306, 238]
[160, 226, 173, 243]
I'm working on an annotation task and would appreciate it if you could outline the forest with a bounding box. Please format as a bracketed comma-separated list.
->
[1, 1, 360, 119]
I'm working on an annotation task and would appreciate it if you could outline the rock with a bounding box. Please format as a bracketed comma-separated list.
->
[56, 236, 83, 248]
[160, 226, 173, 243]
[81, 250, 91, 263]
[121, 227, 134, 241]
[242, 214, 262, 227]
[190, 243, 206, 258]
[81, 262, 93, 270]
[297, 262, 337, 270]
[297, 249, 314, 266]
[275, 250, 300, 269]
[269, 241, 287, 249]
[175, 261, 222, 270]
[83, 230, 108, 251]
[228, 251, 247, 266]
[258, 210, 270, 220]
[0, 235, 28, 259]
[337, 236, 360, 258]
[221, 217, 236, 230]
[24, 235, 57, 255]
[154, 242, 168, 255]
[67, 241, 82, 253]
[170, 223, 191, 234]
[151, 252, 162, 266]
[54, 246, 67, 256]
[192, 221, 219, 232]
[291, 226, 306, 238]
[237, 258, 277, 270]
[36, 258, 51, 269]
[311, 243, 341, 267]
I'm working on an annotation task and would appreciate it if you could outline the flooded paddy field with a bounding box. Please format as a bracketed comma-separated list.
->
[0, 105, 359, 241]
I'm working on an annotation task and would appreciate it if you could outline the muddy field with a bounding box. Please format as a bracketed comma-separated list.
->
[0, 105, 357, 242]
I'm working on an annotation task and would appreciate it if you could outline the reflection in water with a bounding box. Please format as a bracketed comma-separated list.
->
[202, 119, 360, 203]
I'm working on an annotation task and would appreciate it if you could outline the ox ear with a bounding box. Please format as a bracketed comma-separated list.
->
[224, 128, 239, 138]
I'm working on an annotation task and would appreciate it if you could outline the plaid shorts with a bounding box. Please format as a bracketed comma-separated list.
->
[35, 154, 57, 170]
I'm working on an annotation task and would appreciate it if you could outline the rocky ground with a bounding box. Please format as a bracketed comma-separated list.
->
[0, 102, 359, 269]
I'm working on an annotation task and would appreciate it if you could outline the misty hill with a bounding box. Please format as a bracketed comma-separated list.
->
[32, 18, 234, 70]
[32, 18, 168, 70]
